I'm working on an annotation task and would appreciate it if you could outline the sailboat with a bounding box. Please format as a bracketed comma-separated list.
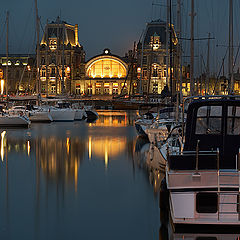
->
[0, 12, 30, 128]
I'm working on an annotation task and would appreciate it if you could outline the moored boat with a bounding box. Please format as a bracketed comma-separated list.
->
[0, 112, 30, 128]
[165, 96, 240, 230]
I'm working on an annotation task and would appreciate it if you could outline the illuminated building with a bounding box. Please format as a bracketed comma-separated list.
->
[84, 49, 138, 95]
[137, 19, 178, 95]
[39, 17, 85, 95]
[0, 55, 35, 95]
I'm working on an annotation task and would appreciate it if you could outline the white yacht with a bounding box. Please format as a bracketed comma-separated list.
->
[7, 105, 52, 123]
[165, 96, 240, 230]
[0, 112, 30, 127]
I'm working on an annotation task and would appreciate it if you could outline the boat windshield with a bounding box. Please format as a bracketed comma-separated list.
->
[195, 106, 222, 135]
[227, 106, 240, 135]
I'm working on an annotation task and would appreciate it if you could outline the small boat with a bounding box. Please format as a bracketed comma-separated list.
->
[165, 96, 240, 230]
[0, 112, 30, 128]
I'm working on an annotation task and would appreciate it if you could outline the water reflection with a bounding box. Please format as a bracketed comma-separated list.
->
[90, 110, 136, 127]
[88, 136, 127, 169]
[0, 111, 162, 240]
[134, 135, 164, 194]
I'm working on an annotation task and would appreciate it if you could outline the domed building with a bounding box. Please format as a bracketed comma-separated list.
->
[80, 49, 137, 96]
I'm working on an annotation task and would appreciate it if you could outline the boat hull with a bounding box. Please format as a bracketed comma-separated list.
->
[0, 115, 30, 128]
[49, 109, 75, 122]
[29, 111, 53, 122]
[74, 109, 87, 121]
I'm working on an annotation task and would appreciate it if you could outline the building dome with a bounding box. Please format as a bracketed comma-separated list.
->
[85, 50, 128, 79]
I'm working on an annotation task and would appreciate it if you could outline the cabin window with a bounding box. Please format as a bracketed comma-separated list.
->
[196, 192, 218, 213]
[227, 106, 240, 135]
[195, 106, 222, 135]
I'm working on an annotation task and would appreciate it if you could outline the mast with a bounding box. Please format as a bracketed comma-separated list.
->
[176, 0, 182, 121]
[190, 0, 195, 96]
[35, 0, 40, 96]
[169, 0, 173, 96]
[207, 32, 210, 94]
[6, 11, 9, 97]
[61, 21, 65, 94]
[229, 0, 234, 94]
[166, 0, 169, 90]
[177, 0, 182, 104]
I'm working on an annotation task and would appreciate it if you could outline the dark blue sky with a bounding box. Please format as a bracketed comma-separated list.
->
[1, 0, 240, 75]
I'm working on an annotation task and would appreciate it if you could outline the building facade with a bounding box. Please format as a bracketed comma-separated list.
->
[0, 55, 35, 95]
[39, 17, 85, 96]
[137, 19, 178, 96]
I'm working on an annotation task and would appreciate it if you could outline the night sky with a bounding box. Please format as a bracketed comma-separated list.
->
[0, 0, 240, 74]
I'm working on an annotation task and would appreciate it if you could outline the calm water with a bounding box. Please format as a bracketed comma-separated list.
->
[0, 110, 161, 240]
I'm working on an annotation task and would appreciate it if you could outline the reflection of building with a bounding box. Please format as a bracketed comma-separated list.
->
[137, 19, 178, 95]
[84, 49, 137, 96]
[90, 111, 129, 126]
[88, 136, 127, 168]
[0, 54, 35, 94]
[36, 137, 85, 188]
[39, 17, 85, 95]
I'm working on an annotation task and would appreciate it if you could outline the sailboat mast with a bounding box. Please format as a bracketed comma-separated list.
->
[61, 22, 65, 94]
[169, 0, 173, 96]
[229, 0, 234, 94]
[6, 11, 9, 97]
[190, 0, 195, 96]
[35, 0, 40, 96]
[207, 32, 210, 94]
[177, 0, 182, 103]
[166, 0, 169, 90]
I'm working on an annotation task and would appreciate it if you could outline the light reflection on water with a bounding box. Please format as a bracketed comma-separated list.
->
[0, 110, 161, 240]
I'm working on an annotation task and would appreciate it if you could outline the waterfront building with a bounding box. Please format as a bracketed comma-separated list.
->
[39, 17, 85, 96]
[0, 54, 35, 95]
[136, 19, 178, 96]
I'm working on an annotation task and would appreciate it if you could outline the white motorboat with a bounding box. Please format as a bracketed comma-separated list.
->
[165, 96, 240, 230]
[0, 112, 30, 127]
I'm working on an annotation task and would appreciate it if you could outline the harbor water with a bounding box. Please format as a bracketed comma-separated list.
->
[0, 110, 161, 240]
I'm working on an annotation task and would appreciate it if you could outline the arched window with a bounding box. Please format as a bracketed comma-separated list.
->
[86, 57, 127, 79]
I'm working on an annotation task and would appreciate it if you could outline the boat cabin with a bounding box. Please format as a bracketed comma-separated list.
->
[169, 99, 240, 170]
